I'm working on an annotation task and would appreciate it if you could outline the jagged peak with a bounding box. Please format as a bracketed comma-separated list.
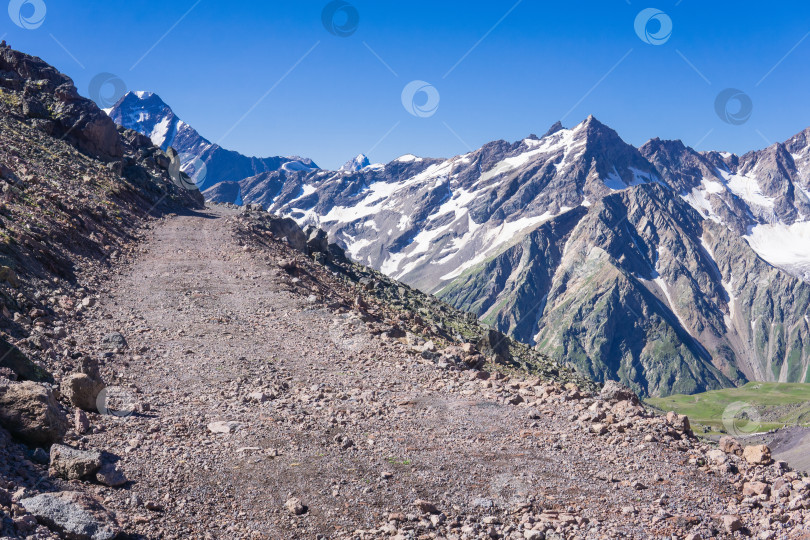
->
[339, 153, 371, 172]
[116, 90, 169, 108]
[541, 121, 565, 139]
[640, 137, 690, 154]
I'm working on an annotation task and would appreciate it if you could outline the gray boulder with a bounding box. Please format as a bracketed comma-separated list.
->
[267, 217, 308, 253]
[95, 462, 128, 487]
[305, 227, 329, 254]
[0, 380, 67, 444]
[100, 333, 127, 351]
[20, 491, 121, 540]
[49, 444, 102, 480]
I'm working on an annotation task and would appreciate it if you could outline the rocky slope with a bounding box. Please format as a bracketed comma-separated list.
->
[106, 91, 318, 191]
[6, 202, 810, 539]
[0, 42, 203, 538]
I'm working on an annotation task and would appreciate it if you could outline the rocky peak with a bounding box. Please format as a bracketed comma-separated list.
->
[339, 153, 371, 172]
[639, 137, 722, 193]
[0, 42, 123, 160]
[541, 120, 565, 138]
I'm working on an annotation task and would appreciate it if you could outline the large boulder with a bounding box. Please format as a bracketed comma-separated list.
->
[719, 435, 743, 456]
[743, 444, 772, 465]
[0, 380, 67, 444]
[49, 444, 102, 480]
[476, 329, 511, 364]
[305, 227, 329, 254]
[266, 217, 308, 253]
[600, 380, 639, 404]
[0, 337, 54, 383]
[61, 373, 104, 411]
[20, 491, 121, 540]
[666, 411, 692, 434]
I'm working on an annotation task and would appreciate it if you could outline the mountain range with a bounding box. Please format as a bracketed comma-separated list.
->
[106, 92, 317, 192]
[107, 94, 810, 397]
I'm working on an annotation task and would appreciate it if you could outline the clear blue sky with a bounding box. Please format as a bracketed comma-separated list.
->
[7, 0, 810, 169]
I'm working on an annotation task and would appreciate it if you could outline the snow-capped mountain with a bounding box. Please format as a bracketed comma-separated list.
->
[339, 153, 372, 172]
[640, 133, 810, 281]
[207, 116, 660, 287]
[105, 92, 318, 191]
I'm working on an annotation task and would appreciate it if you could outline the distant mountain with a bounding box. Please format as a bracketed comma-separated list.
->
[193, 107, 810, 397]
[339, 153, 372, 172]
[105, 92, 318, 191]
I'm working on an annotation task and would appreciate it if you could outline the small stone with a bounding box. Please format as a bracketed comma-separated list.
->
[74, 409, 90, 434]
[0, 381, 68, 445]
[722, 515, 743, 534]
[414, 499, 439, 514]
[247, 391, 268, 403]
[207, 421, 242, 434]
[95, 462, 128, 487]
[100, 332, 127, 351]
[285, 497, 307, 515]
[145, 501, 164, 512]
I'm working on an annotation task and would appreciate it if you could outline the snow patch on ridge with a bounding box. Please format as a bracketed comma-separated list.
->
[745, 222, 810, 280]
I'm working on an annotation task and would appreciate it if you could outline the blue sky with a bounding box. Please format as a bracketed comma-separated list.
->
[6, 0, 810, 169]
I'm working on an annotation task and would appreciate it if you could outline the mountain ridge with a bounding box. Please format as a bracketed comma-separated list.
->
[106, 91, 318, 191]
